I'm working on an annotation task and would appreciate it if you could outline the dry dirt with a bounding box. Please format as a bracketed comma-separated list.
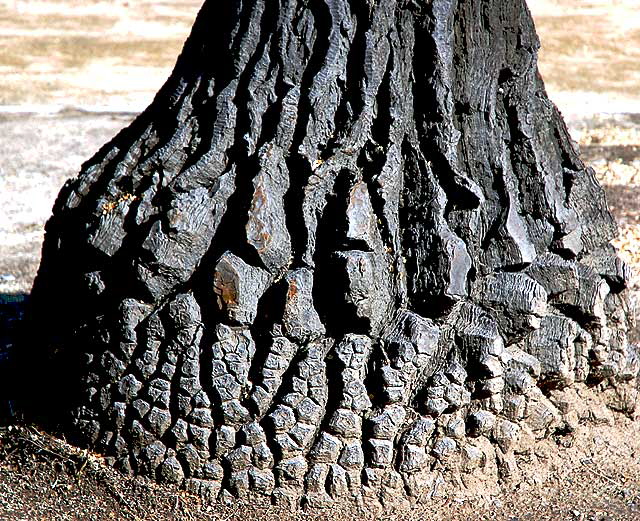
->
[0, 0, 202, 108]
[1, 1, 640, 520]
[1, 410, 640, 521]
[532, 0, 640, 114]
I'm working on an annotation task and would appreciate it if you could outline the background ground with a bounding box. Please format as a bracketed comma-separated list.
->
[1, 0, 640, 519]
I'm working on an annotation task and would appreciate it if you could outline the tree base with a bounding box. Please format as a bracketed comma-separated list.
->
[92, 381, 635, 510]
[48, 262, 639, 504]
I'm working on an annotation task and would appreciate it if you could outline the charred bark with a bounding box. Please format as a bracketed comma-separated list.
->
[24, 0, 639, 507]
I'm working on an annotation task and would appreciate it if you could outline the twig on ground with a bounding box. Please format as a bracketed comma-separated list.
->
[580, 460, 627, 491]
[17, 432, 74, 463]
[97, 472, 141, 521]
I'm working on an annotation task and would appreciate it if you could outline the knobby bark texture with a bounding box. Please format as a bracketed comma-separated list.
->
[26, 0, 639, 508]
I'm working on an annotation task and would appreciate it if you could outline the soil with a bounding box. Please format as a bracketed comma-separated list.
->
[1, 1, 640, 519]
[1, 409, 640, 521]
[532, 0, 640, 114]
[0, 0, 202, 108]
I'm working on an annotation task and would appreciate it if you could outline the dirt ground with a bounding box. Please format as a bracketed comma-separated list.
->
[0, 0, 202, 108]
[1, 411, 640, 521]
[1, 1, 640, 520]
[532, 0, 640, 114]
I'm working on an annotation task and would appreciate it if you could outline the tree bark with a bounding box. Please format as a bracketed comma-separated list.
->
[26, 0, 639, 506]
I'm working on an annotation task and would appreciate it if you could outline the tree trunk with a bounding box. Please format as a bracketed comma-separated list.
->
[26, 0, 639, 507]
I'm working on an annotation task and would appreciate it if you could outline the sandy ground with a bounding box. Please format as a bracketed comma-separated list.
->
[0, 0, 201, 108]
[1, 1, 640, 520]
[531, 0, 640, 114]
[1, 413, 640, 520]
[0, 110, 132, 294]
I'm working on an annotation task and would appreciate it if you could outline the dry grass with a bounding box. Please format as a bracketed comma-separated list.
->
[0, 0, 200, 107]
[0, 36, 180, 71]
[532, 0, 640, 113]
[0, 10, 116, 32]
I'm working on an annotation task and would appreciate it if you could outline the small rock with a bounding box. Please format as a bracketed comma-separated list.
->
[466, 410, 496, 437]
[432, 437, 457, 460]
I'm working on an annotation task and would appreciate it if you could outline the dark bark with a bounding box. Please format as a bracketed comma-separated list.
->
[23, 0, 639, 507]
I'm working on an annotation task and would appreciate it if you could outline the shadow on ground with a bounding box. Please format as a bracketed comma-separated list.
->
[0, 293, 28, 424]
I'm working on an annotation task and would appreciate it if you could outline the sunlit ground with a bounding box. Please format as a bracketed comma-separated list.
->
[531, 0, 640, 114]
[0, 0, 201, 107]
[1, 0, 639, 112]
